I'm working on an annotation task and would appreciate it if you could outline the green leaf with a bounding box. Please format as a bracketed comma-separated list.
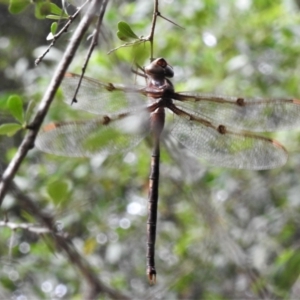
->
[0, 123, 22, 136]
[9, 0, 31, 14]
[47, 21, 58, 40]
[46, 180, 70, 205]
[38, 2, 69, 19]
[273, 249, 300, 289]
[50, 22, 58, 35]
[24, 100, 37, 123]
[35, 1, 51, 19]
[117, 21, 139, 41]
[7, 95, 24, 123]
[48, 2, 64, 16]
[32, 0, 66, 21]
[21, 210, 36, 223]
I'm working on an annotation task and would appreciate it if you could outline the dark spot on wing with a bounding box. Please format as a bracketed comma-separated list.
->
[218, 125, 226, 134]
[102, 116, 111, 125]
[106, 83, 115, 92]
[236, 98, 245, 106]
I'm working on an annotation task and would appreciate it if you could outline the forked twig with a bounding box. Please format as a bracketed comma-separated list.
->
[109, 0, 183, 60]
[35, 0, 89, 65]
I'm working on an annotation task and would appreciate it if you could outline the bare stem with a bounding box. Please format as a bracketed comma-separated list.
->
[72, 0, 109, 104]
[8, 183, 130, 299]
[35, 0, 89, 65]
[148, 0, 159, 60]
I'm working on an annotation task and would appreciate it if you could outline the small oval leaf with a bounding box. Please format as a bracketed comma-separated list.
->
[0, 123, 22, 136]
[117, 21, 139, 41]
[50, 22, 58, 35]
[7, 95, 24, 123]
[47, 22, 58, 40]
[47, 180, 70, 205]
[35, 1, 51, 19]
[25, 100, 37, 123]
[48, 2, 64, 16]
[9, 0, 31, 14]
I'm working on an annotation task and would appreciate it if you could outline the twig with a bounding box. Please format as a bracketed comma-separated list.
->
[148, 0, 159, 59]
[0, 0, 103, 205]
[35, 0, 89, 65]
[71, 0, 109, 105]
[107, 39, 148, 55]
[156, 12, 184, 30]
[0, 220, 51, 233]
[9, 183, 130, 299]
[109, 0, 183, 59]
[148, 0, 183, 59]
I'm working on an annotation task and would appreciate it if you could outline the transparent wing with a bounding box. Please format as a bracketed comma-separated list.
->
[170, 114, 287, 170]
[174, 92, 300, 132]
[61, 73, 148, 115]
[36, 111, 150, 157]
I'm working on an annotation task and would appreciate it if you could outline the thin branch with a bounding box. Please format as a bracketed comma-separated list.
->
[0, 0, 103, 206]
[0, 220, 51, 233]
[109, 0, 183, 59]
[156, 11, 184, 29]
[109, 0, 159, 59]
[107, 39, 148, 54]
[35, 0, 89, 65]
[145, 0, 184, 59]
[71, 0, 109, 105]
[148, 0, 159, 60]
[9, 183, 130, 300]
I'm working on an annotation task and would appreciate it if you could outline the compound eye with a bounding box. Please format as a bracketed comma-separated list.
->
[155, 58, 174, 78]
[156, 58, 167, 68]
[145, 58, 174, 78]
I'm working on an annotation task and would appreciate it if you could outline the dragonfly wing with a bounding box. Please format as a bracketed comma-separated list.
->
[175, 92, 300, 132]
[36, 111, 150, 157]
[61, 73, 147, 115]
[170, 114, 287, 170]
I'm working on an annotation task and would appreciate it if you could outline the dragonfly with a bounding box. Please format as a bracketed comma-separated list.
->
[36, 57, 300, 284]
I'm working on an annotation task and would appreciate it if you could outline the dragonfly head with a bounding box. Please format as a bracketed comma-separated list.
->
[145, 58, 174, 79]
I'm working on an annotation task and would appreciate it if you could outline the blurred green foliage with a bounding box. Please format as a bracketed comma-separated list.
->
[1, 0, 300, 299]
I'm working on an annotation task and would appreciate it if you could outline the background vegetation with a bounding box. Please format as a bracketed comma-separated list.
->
[1, 0, 300, 298]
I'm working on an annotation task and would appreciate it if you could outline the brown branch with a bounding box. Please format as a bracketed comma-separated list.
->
[0, 0, 103, 206]
[146, 0, 184, 59]
[9, 183, 130, 300]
